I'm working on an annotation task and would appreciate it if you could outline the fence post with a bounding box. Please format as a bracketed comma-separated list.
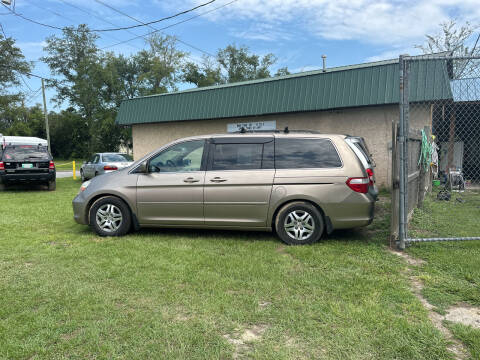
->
[390, 122, 399, 247]
[398, 55, 407, 250]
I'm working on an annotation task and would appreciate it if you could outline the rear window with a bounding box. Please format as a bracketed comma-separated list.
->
[275, 138, 342, 169]
[102, 154, 132, 162]
[2, 146, 49, 161]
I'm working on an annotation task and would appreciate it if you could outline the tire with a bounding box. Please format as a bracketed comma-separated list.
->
[80, 170, 86, 182]
[89, 196, 131, 237]
[94, 172, 98, 177]
[47, 180, 56, 191]
[274, 201, 324, 245]
[0, 182, 5, 191]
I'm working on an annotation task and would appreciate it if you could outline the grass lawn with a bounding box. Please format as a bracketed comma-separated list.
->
[0, 178, 476, 359]
[408, 191, 480, 359]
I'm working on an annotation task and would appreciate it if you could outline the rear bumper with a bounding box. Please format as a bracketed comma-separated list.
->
[328, 192, 375, 230]
[0, 170, 55, 184]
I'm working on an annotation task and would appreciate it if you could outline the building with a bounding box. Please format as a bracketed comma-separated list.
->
[115, 59, 453, 187]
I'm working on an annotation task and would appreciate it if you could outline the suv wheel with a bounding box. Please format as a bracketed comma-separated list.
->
[47, 180, 56, 191]
[275, 202, 324, 245]
[0, 182, 5, 191]
[89, 196, 131, 237]
[80, 170, 86, 182]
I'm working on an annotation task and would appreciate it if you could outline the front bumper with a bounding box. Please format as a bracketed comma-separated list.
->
[73, 193, 89, 225]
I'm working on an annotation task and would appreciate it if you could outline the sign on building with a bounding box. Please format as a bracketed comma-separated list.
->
[227, 120, 276, 133]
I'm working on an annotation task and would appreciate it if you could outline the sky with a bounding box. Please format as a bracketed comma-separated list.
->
[1, 0, 479, 109]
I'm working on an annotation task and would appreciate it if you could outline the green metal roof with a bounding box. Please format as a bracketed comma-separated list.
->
[116, 59, 453, 126]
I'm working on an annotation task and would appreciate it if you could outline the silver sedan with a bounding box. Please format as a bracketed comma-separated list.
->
[80, 153, 133, 181]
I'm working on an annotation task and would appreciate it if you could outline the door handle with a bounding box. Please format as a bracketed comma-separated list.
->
[183, 177, 200, 183]
[210, 177, 227, 183]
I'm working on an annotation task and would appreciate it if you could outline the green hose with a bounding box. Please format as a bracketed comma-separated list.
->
[418, 129, 433, 171]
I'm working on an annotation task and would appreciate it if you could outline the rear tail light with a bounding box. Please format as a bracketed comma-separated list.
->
[0, 162, 4, 170]
[346, 177, 369, 193]
[366, 168, 375, 186]
[103, 165, 118, 171]
[49, 161, 55, 170]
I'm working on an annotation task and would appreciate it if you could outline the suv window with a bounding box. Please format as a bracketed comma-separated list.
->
[275, 138, 342, 169]
[211, 142, 274, 170]
[149, 140, 205, 173]
[2, 146, 50, 161]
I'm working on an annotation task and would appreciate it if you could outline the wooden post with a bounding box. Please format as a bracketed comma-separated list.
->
[390, 121, 399, 248]
[448, 106, 456, 171]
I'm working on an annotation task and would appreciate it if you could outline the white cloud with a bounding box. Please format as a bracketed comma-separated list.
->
[182, 0, 480, 46]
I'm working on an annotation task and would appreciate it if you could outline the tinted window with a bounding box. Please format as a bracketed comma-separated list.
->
[275, 138, 342, 169]
[102, 154, 132, 162]
[149, 140, 204, 173]
[3, 146, 49, 161]
[212, 143, 264, 170]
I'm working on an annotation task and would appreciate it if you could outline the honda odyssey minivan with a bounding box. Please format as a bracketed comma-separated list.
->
[73, 131, 377, 245]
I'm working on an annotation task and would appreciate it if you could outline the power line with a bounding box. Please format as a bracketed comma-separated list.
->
[94, 0, 216, 57]
[27, 0, 143, 51]
[57, 0, 144, 50]
[100, 0, 238, 53]
[2, 1, 217, 32]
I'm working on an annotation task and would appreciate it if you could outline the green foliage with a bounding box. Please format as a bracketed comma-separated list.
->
[184, 44, 289, 87]
[0, 183, 454, 359]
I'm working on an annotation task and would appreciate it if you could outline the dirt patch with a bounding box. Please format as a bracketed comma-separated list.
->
[258, 301, 272, 310]
[388, 249, 469, 360]
[61, 328, 81, 341]
[223, 324, 268, 358]
[389, 249, 426, 266]
[445, 305, 480, 329]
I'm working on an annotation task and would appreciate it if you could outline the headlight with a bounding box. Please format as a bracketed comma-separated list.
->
[79, 180, 91, 193]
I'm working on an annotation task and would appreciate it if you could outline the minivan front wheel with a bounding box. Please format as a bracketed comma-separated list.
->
[275, 202, 324, 245]
[89, 196, 131, 237]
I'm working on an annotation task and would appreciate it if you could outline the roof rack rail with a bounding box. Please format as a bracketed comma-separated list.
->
[234, 129, 322, 134]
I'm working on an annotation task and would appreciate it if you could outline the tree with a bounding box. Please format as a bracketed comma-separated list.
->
[0, 33, 32, 133]
[275, 67, 291, 77]
[135, 34, 187, 95]
[217, 45, 277, 83]
[183, 55, 223, 87]
[415, 20, 480, 78]
[183, 44, 286, 88]
[41, 25, 105, 152]
[0, 33, 31, 94]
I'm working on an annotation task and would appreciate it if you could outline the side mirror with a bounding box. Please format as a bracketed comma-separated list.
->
[138, 160, 148, 173]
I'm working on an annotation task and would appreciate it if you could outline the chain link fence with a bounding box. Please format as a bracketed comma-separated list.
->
[394, 54, 480, 249]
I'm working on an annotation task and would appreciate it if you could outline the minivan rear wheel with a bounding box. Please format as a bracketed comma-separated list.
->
[90, 196, 131, 237]
[275, 202, 324, 245]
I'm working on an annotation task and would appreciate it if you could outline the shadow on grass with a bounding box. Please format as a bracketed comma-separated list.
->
[0, 183, 50, 192]
[127, 226, 375, 246]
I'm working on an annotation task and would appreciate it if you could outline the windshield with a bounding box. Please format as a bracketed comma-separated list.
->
[2, 146, 49, 161]
[102, 154, 132, 162]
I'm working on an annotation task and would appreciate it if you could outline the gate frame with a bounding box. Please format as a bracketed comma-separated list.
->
[395, 54, 480, 250]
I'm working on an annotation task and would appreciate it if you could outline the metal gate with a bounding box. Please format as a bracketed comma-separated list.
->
[394, 54, 480, 249]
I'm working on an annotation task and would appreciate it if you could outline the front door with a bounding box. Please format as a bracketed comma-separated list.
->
[204, 137, 275, 227]
[136, 139, 207, 225]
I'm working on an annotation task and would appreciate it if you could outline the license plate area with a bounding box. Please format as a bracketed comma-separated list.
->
[22, 163, 34, 169]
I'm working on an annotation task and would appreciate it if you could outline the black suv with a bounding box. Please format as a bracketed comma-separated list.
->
[0, 145, 56, 190]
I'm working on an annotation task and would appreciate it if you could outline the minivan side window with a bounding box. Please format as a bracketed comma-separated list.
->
[275, 138, 342, 169]
[149, 140, 205, 173]
[212, 142, 274, 170]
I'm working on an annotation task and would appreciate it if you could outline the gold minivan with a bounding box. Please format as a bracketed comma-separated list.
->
[73, 131, 377, 245]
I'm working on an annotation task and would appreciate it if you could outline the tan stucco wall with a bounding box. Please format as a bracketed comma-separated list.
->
[131, 105, 431, 187]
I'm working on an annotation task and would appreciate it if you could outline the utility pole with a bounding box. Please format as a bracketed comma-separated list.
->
[41, 78, 51, 153]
